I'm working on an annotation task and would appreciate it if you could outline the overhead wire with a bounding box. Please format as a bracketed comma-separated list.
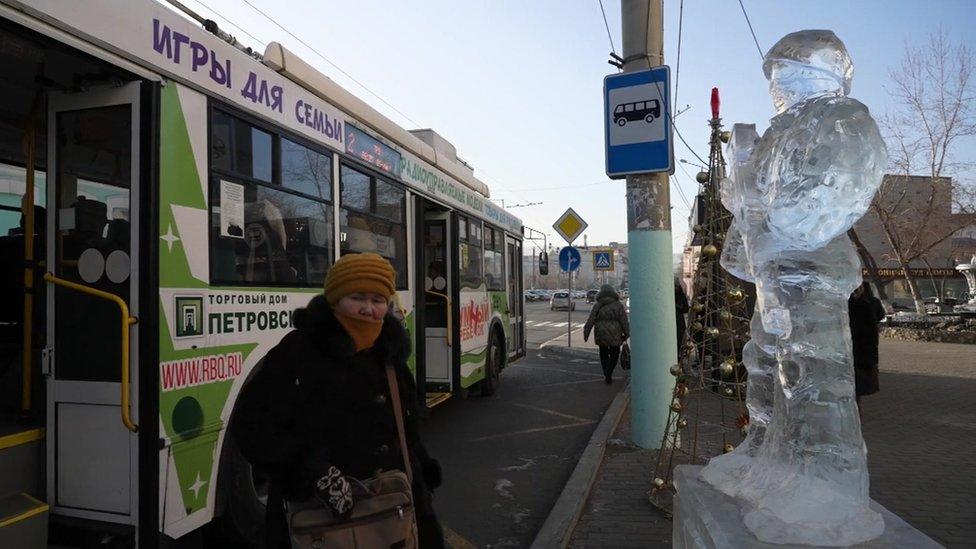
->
[239, 0, 424, 129]
[670, 176, 692, 210]
[673, 0, 683, 109]
[737, 0, 765, 61]
[598, 0, 617, 58]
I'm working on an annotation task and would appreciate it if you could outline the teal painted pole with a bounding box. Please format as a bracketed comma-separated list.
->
[621, 0, 676, 449]
[627, 229, 677, 448]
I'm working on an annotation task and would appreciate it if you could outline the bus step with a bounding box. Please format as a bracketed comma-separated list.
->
[0, 492, 49, 548]
[425, 392, 452, 408]
[0, 425, 45, 499]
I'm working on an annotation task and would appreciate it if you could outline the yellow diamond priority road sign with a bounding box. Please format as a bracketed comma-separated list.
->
[553, 207, 588, 245]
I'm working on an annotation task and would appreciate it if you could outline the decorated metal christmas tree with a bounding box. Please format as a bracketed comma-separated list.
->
[648, 88, 752, 516]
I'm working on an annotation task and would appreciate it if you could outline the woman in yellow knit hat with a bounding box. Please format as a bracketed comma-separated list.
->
[233, 253, 445, 548]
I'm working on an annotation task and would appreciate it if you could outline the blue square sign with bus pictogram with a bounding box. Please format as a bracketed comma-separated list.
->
[604, 66, 674, 178]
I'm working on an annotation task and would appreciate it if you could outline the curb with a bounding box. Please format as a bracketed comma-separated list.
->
[538, 344, 600, 360]
[530, 384, 631, 549]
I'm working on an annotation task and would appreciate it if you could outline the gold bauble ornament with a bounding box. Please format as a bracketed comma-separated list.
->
[720, 130, 732, 143]
[675, 384, 689, 398]
[653, 477, 666, 489]
[720, 359, 736, 376]
[718, 309, 733, 322]
[727, 287, 745, 301]
[723, 386, 735, 397]
[690, 302, 704, 313]
[677, 418, 688, 429]
[701, 244, 719, 259]
[693, 224, 703, 234]
[683, 341, 696, 352]
[669, 363, 682, 376]
[670, 401, 683, 413]
[696, 171, 710, 183]
[706, 327, 720, 337]
[723, 443, 735, 454]
[692, 321, 704, 332]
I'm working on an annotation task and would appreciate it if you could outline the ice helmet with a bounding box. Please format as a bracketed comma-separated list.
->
[762, 30, 853, 95]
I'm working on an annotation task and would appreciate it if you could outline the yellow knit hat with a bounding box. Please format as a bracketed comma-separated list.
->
[324, 252, 396, 305]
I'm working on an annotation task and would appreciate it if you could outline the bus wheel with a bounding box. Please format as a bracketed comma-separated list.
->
[480, 331, 503, 396]
[206, 435, 267, 545]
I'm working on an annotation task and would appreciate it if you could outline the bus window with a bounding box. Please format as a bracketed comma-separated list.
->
[483, 226, 503, 291]
[459, 216, 483, 289]
[210, 109, 334, 285]
[340, 165, 370, 211]
[375, 179, 404, 221]
[281, 138, 332, 200]
[339, 164, 407, 288]
[211, 182, 333, 284]
[211, 109, 272, 183]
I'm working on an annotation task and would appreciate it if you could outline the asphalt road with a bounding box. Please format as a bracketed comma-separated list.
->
[523, 300, 594, 349]
[421, 299, 627, 548]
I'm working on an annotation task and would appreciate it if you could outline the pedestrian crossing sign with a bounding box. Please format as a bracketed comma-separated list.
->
[593, 250, 614, 271]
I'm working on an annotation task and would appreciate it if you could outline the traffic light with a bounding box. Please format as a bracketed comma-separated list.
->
[539, 251, 549, 276]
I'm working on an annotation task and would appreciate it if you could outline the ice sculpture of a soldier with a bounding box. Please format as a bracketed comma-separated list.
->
[699, 30, 888, 546]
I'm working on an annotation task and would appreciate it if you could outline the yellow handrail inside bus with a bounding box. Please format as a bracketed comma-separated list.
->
[425, 290, 452, 347]
[43, 273, 139, 433]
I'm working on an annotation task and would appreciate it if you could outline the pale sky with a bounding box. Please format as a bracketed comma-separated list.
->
[177, 0, 976, 254]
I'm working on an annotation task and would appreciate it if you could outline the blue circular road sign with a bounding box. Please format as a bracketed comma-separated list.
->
[559, 246, 582, 272]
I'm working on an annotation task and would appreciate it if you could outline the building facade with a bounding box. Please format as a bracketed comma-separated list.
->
[852, 175, 974, 309]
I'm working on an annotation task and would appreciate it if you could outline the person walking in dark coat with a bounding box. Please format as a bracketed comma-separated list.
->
[583, 284, 630, 384]
[674, 279, 689, 351]
[232, 252, 444, 548]
[848, 281, 885, 409]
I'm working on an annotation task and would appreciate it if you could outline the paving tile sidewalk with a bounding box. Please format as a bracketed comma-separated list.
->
[566, 339, 976, 548]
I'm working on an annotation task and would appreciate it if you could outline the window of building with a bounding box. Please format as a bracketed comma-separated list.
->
[339, 164, 407, 288]
[210, 107, 334, 286]
[484, 225, 504, 291]
[459, 215, 483, 289]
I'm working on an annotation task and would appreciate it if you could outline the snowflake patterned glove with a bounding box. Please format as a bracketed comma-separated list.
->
[315, 466, 354, 518]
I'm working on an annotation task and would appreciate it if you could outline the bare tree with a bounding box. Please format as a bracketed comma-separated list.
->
[857, 28, 976, 315]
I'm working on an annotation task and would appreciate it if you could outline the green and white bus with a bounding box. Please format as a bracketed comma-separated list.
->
[0, 0, 525, 545]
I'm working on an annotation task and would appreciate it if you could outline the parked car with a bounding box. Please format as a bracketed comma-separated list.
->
[550, 291, 575, 311]
[529, 289, 550, 302]
[586, 289, 599, 303]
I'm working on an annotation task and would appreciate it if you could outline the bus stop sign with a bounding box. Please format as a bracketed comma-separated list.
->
[604, 66, 673, 178]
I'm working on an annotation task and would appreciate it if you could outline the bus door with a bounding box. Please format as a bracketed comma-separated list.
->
[420, 208, 453, 397]
[505, 235, 524, 358]
[45, 82, 141, 525]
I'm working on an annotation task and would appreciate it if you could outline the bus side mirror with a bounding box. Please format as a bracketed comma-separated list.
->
[539, 252, 549, 276]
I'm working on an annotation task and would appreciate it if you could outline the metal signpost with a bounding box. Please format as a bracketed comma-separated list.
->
[558, 246, 581, 347]
[606, 0, 677, 449]
[554, 208, 587, 348]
